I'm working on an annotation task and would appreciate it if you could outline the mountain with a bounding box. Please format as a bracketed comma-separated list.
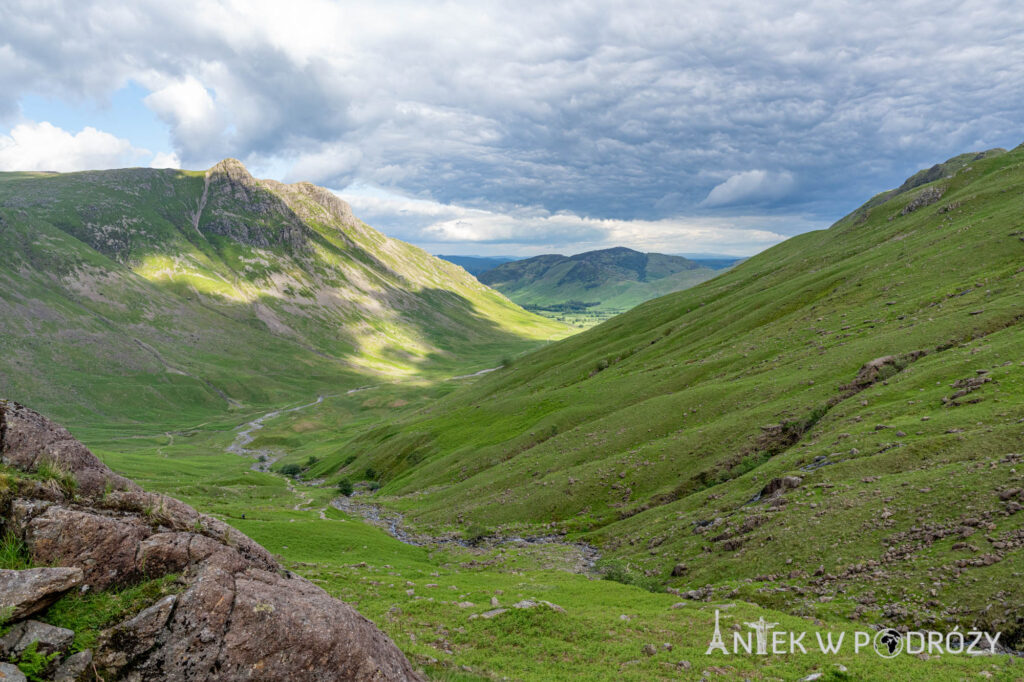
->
[477, 246, 718, 315]
[0, 160, 562, 424]
[436, 254, 520, 276]
[324, 144, 1024, 643]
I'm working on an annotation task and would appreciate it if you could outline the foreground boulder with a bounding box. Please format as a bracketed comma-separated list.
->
[0, 400, 422, 681]
[0, 567, 83, 620]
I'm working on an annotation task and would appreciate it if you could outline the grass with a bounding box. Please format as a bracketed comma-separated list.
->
[34, 460, 78, 498]
[80, 369, 1018, 680]
[40, 574, 183, 652]
[14, 641, 59, 682]
[0, 531, 32, 570]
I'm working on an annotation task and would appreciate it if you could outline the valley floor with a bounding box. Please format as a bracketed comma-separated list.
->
[80, 378, 1019, 681]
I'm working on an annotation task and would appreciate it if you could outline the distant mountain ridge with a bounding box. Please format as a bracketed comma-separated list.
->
[436, 255, 519, 276]
[477, 246, 718, 313]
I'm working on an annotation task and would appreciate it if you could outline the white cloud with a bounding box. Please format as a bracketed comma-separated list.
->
[0, 0, 1022, 249]
[142, 76, 224, 158]
[337, 185, 800, 256]
[0, 121, 148, 172]
[150, 151, 181, 168]
[701, 170, 796, 207]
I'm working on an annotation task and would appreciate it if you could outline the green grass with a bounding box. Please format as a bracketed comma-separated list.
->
[14, 641, 59, 682]
[0, 531, 32, 570]
[40, 574, 183, 652]
[80, 366, 1017, 680]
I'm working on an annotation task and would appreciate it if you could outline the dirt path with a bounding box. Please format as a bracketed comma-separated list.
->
[226, 395, 326, 471]
[447, 366, 500, 381]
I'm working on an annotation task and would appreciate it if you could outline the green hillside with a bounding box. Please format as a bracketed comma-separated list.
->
[0, 160, 563, 425]
[478, 247, 718, 325]
[305, 144, 1024, 643]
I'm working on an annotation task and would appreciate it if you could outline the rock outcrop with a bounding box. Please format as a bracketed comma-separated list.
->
[0, 399, 422, 681]
[0, 568, 83, 620]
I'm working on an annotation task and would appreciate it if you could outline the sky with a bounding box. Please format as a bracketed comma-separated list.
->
[1, 1, 1022, 257]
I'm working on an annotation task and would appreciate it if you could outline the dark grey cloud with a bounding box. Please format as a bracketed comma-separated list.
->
[1, 0, 1023, 252]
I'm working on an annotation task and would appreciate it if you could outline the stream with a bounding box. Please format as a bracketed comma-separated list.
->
[225, 387, 601, 574]
[331, 493, 601, 574]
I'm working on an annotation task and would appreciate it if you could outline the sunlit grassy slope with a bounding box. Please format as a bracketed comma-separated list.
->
[294, 144, 1024, 642]
[0, 160, 564, 425]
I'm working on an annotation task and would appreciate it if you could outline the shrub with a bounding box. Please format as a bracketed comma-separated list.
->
[278, 463, 302, 477]
[337, 478, 354, 497]
[304, 455, 319, 468]
[363, 467, 377, 481]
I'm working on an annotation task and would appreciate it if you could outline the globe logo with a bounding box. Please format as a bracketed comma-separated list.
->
[873, 628, 903, 658]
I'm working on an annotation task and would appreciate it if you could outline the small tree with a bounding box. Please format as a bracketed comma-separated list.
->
[337, 478, 354, 497]
[363, 467, 378, 481]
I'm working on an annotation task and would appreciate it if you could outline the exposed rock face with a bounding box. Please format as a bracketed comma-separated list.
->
[900, 186, 944, 215]
[201, 159, 312, 252]
[1, 400, 138, 497]
[0, 400, 422, 681]
[0, 620, 75, 658]
[0, 662, 27, 681]
[759, 476, 802, 499]
[0, 567, 83, 620]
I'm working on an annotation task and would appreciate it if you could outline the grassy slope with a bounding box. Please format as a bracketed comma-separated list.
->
[301, 144, 1024, 641]
[0, 163, 563, 426]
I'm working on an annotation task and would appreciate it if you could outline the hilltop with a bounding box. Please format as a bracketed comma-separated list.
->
[477, 247, 718, 325]
[0, 160, 562, 424]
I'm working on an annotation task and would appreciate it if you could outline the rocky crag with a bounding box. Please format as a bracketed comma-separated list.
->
[0, 399, 422, 681]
